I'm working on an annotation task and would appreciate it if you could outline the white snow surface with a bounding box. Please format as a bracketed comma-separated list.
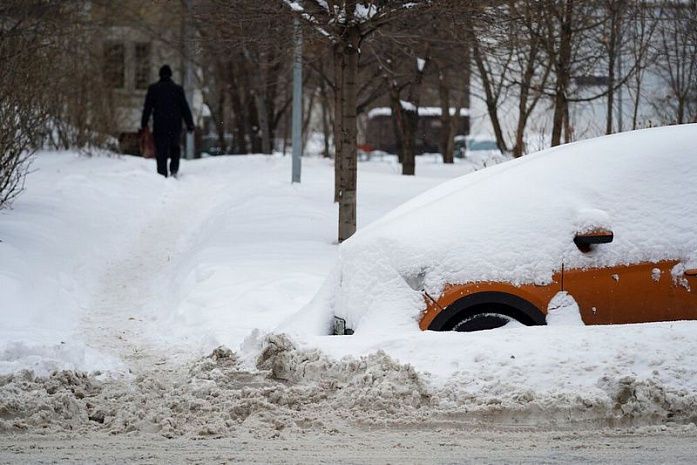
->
[546, 291, 585, 326]
[0, 151, 494, 377]
[2, 133, 697, 434]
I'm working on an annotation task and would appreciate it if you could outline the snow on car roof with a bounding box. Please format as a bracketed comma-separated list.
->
[314, 125, 697, 335]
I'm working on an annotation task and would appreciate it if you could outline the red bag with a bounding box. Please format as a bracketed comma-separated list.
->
[139, 128, 156, 159]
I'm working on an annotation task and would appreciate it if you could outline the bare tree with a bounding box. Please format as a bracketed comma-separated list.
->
[625, 3, 659, 130]
[370, 28, 433, 175]
[651, 0, 697, 124]
[507, 1, 553, 156]
[284, 0, 448, 241]
[467, 9, 512, 154]
[463, 2, 552, 157]
[431, 39, 469, 164]
[600, 0, 630, 134]
[542, 0, 580, 146]
[196, 0, 296, 154]
[0, 1, 85, 209]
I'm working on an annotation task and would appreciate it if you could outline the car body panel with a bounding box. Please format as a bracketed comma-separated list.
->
[564, 260, 697, 324]
[421, 260, 697, 330]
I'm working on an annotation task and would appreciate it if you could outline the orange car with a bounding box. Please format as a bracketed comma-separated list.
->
[421, 249, 697, 332]
[331, 125, 697, 335]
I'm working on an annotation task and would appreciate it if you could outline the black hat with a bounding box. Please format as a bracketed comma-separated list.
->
[159, 65, 172, 78]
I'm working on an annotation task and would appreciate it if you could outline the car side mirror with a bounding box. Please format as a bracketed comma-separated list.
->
[574, 228, 613, 253]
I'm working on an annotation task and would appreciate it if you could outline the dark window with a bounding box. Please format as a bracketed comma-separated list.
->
[135, 43, 151, 90]
[104, 42, 125, 89]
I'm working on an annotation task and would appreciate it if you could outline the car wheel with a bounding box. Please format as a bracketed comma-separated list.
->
[451, 312, 521, 332]
[427, 292, 546, 332]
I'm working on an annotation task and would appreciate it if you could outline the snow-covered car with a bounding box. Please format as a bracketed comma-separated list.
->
[328, 124, 697, 335]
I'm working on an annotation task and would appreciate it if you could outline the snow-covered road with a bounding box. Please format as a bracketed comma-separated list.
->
[2, 427, 697, 464]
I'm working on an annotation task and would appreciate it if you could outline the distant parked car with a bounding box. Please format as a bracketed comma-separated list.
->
[330, 125, 697, 335]
[203, 147, 226, 156]
[454, 135, 501, 159]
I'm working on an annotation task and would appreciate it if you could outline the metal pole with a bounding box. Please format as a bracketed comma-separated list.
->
[184, 0, 195, 159]
[291, 18, 302, 183]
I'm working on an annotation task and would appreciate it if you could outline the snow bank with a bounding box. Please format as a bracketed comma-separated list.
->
[4, 332, 697, 437]
[0, 152, 165, 366]
[0, 341, 125, 379]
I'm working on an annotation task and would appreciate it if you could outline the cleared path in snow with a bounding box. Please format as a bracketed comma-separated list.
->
[78, 174, 229, 372]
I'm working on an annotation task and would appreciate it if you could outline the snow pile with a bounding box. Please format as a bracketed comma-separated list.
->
[0, 343, 431, 437]
[0, 341, 125, 378]
[4, 335, 697, 437]
[257, 334, 431, 415]
[546, 291, 585, 326]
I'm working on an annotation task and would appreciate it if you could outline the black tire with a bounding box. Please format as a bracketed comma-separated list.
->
[427, 292, 546, 332]
[451, 312, 520, 332]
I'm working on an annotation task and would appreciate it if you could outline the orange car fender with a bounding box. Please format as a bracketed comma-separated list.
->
[419, 278, 562, 331]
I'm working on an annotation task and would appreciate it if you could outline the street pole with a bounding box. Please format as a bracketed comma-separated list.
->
[291, 18, 302, 183]
[184, 0, 195, 159]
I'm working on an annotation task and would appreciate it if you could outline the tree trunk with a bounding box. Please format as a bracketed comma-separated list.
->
[513, 116, 527, 158]
[605, 4, 620, 135]
[204, 92, 227, 153]
[320, 73, 331, 158]
[253, 57, 272, 154]
[247, 98, 262, 153]
[336, 27, 360, 242]
[231, 97, 248, 154]
[227, 59, 249, 154]
[254, 90, 272, 154]
[470, 30, 508, 153]
[631, 70, 643, 130]
[438, 83, 455, 164]
[551, 1, 573, 147]
[551, 91, 566, 147]
[677, 98, 685, 124]
[388, 84, 405, 163]
[513, 35, 545, 158]
[400, 108, 417, 175]
[283, 89, 290, 155]
[333, 45, 344, 203]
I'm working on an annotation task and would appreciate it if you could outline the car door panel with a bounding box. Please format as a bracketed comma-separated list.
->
[563, 261, 697, 325]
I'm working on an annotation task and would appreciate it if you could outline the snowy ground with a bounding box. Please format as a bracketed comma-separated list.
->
[1, 151, 697, 462]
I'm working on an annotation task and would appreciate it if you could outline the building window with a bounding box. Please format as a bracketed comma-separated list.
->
[135, 43, 151, 90]
[104, 42, 125, 89]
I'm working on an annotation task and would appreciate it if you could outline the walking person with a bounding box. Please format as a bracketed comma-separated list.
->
[141, 65, 194, 178]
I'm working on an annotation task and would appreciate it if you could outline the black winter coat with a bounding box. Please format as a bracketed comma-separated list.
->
[141, 76, 194, 137]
